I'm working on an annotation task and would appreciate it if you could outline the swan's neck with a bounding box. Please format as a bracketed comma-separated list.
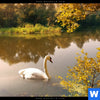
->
[43, 58, 50, 79]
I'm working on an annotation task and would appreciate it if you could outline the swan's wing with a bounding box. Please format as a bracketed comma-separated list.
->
[23, 68, 44, 75]
[24, 73, 46, 80]
[23, 68, 47, 79]
[18, 68, 48, 80]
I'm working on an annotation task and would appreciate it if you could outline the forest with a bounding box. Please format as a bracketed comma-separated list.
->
[0, 3, 100, 38]
[0, 3, 56, 27]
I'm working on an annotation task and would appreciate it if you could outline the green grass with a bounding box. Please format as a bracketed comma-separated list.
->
[0, 24, 61, 39]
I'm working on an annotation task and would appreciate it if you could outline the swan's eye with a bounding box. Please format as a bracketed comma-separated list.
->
[50, 57, 53, 63]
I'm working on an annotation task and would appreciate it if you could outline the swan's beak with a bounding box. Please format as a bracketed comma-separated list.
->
[50, 58, 53, 63]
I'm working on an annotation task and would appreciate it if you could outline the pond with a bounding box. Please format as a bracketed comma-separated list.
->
[0, 26, 100, 96]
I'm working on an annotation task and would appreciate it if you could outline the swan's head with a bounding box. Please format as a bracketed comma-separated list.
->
[45, 55, 53, 63]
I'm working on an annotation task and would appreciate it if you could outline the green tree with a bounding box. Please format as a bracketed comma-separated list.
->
[17, 3, 56, 26]
[0, 3, 57, 27]
[0, 4, 18, 27]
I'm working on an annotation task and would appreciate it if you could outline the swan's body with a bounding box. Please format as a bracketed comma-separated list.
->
[18, 55, 53, 80]
[18, 68, 48, 80]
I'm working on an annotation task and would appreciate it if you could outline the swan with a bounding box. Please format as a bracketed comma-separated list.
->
[18, 55, 53, 80]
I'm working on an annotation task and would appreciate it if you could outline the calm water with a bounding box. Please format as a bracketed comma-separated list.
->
[0, 27, 100, 96]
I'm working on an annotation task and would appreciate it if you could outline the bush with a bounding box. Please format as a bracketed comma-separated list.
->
[19, 23, 34, 28]
[0, 23, 62, 37]
[58, 48, 100, 96]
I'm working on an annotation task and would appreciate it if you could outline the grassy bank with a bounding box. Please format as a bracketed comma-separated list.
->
[0, 24, 61, 39]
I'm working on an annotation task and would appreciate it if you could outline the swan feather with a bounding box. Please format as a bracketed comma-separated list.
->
[18, 68, 48, 80]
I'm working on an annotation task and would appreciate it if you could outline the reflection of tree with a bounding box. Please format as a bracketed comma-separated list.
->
[0, 26, 100, 64]
[0, 37, 56, 64]
[70, 26, 100, 48]
[55, 34, 71, 49]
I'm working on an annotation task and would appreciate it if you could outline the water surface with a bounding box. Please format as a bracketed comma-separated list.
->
[0, 27, 100, 96]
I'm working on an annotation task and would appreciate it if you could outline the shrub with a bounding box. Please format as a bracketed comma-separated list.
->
[20, 23, 34, 28]
[58, 48, 100, 96]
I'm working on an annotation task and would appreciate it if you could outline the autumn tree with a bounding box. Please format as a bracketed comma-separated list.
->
[56, 3, 100, 33]
[58, 48, 100, 96]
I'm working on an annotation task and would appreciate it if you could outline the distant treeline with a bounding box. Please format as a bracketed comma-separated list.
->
[0, 4, 100, 30]
[0, 4, 58, 28]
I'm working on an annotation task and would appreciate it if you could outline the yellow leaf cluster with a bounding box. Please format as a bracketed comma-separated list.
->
[58, 47, 100, 96]
[56, 3, 99, 33]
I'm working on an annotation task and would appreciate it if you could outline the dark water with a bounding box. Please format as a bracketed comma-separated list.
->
[0, 27, 100, 96]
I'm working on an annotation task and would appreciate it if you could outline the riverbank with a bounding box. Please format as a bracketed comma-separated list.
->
[0, 24, 61, 39]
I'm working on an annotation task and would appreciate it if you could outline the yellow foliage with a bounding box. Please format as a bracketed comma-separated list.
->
[56, 3, 99, 33]
[97, 47, 100, 50]
[58, 48, 100, 96]
[81, 49, 84, 53]
[96, 51, 100, 58]
[58, 76, 63, 79]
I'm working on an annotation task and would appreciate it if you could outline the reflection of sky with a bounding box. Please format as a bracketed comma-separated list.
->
[82, 39, 100, 57]
[0, 39, 100, 96]
[52, 39, 100, 76]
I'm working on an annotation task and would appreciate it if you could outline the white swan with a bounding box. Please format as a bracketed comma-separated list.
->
[18, 55, 53, 80]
